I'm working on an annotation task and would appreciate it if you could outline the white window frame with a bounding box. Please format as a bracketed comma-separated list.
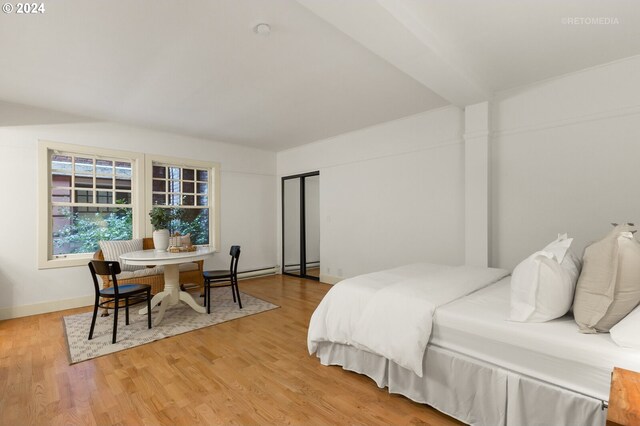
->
[38, 141, 145, 269]
[145, 155, 220, 251]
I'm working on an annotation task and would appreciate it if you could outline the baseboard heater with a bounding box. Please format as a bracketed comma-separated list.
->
[237, 266, 279, 280]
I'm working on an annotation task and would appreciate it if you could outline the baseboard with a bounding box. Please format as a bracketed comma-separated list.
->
[0, 267, 280, 321]
[0, 295, 94, 321]
[319, 274, 342, 285]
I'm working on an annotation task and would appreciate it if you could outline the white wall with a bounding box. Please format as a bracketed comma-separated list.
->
[491, 55, 640, 270]
[0, 114, 277, 317]
[277, 106, 465, 282]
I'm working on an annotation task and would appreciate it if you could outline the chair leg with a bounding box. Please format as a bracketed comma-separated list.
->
[147, 290, 152, 329]
[125, 297, 130, 325]
[203, 279, 208, 307]
[112, 301, 119, 344]
[88, 298, 99, 340]
[235, 278, 242, 309]
[232, 283, 236, 303]
[206, 282, 211, 314]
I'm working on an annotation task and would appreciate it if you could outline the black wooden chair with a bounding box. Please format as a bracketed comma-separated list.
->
[88, 260, 152, 344]
[203, 245, 242, 313]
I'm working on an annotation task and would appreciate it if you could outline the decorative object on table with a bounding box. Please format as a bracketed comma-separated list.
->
[87, 260, 152, 344]
[63, 287, 278, 364]
[149, 207, 172, 251]
[203, 245, 242, 313]
[167, 231, 196, 252]
[169, 232, 191, 247]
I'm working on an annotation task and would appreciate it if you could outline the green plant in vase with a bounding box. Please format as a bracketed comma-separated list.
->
[149, 207, 172, 251]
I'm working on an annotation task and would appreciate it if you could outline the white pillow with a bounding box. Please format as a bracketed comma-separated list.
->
[99, 239, 144, 272]
[610, 304, 640, 349]
[510, 234, 581, 322]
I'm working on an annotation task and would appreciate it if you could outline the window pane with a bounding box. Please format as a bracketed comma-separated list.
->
[196, 182, 208, 194]
[182, 195, 194, 206]
[52, 188, 71, 203]
[170, 208, 209, 245]
[96, 177, 113, 189]
[168, 167, 180, 180]
[115, 178, 131, 190]
[183, 169, 195, 181]
[96, 160, 113, 176]
[168, 180, 180, 193]
[115, 192, 131, 204]
[182, 182, 194, 193]
[196, 170, 208, 181]
[115, 162, 132, 177]
[52, 173, 72, 188]
[152, 194, 166, 205]
[152, 165, 166, 178]
[75, 190, 93, 203]
[51, 155, 72, 172]
[75, 175, 93, 188]
[96, 191, 113, 204]
[74, 157, 94, 174]
[52, 206, 133, 255]
[196, 195, 208, 206]
[152, 179, 166, 192]
[168, 193, 181, 206]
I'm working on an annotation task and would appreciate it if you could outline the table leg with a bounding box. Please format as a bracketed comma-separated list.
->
[138, 263, 205, 325]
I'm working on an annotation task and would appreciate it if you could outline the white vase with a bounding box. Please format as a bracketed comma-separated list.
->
[152, 229, 170, 251]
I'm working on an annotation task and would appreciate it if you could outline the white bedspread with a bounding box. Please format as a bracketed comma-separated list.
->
[308, 263, 509, 376]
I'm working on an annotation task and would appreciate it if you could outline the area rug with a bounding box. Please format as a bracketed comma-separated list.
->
[63, 288, 278, 364]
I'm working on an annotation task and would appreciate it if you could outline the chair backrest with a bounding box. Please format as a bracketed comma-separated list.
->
[89, 260, 122, 295]
[229, 245, 241, 276]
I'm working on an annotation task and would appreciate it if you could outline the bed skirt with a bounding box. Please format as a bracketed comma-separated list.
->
[315, 342, 606, 426]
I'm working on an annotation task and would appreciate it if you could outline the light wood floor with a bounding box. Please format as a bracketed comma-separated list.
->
[0, 274, 461, 425]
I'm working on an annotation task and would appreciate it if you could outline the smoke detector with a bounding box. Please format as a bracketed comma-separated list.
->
[253, 23, 271, 36]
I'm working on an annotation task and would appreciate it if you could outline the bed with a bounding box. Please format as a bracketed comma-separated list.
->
[308, 264, 640, 426]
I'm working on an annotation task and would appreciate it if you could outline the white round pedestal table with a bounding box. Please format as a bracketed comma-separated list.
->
[120, 247, 214, 325]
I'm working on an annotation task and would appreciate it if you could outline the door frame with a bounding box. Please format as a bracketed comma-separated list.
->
[281, 171, 320, 280]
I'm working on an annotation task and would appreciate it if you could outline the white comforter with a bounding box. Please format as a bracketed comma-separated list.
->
[308, 263, 509, 376]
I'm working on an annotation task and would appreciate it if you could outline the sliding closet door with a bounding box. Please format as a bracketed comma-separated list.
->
[304, 175, 320, 278]
[282, 171, 320, 280]
[282, 178, 301, 276]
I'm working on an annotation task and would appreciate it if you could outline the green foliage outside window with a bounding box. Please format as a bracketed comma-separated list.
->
[53, 207, 133, 255]
[54, 207, 209, 255]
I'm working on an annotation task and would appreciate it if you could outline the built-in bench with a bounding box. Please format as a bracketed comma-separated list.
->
[93, 237, 204, 296]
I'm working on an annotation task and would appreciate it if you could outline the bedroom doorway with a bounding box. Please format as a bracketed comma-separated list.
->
[282, 171, 320, 281]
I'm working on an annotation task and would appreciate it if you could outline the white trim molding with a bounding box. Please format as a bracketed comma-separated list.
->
[0, 295, 94, 320]
[38, 140, 145, 269]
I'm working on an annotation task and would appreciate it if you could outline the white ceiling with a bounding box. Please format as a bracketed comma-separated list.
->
[0, 0, 446, 150]
[1, 0, 639, 151]
[401, 0, 640, 91]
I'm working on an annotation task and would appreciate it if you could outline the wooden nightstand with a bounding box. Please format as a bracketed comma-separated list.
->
[607, 367, 640, 426]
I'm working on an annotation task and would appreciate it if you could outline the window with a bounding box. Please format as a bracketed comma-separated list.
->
[38, 143, 219, 269]
[39, 141, 144, 268]
[146, 156, 218, 247]
[51, 154, 134, 255]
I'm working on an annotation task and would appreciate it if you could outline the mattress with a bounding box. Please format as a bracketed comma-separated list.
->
[431, 277, 640, 402]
